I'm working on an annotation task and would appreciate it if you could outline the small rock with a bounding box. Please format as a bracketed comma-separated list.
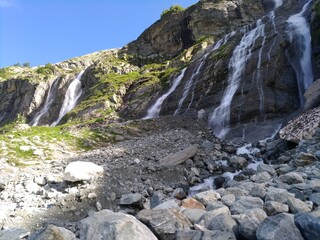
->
[229, 156, 248, 169]
[264, 187, 292, 204]
[257, 164, 276, 176]
[33, 224, 75, 240]
[96, 201, 102, 211]
[20, 146, 31, 151]
[221, 194, 235, 207]
[252, 171, 271, 183]
[294, 152, 317, 166]
[34, 176, 47, 186]
[264, 201, 289, 216]
[280, 172, 304, 184]
[230, 196, 264, 215]
[172, 188, 187, 200]
[88, 193, 97, 199]
[120, 193, 144, 208]
[287, 197, 311, 214]
[194, 190, 221, 205]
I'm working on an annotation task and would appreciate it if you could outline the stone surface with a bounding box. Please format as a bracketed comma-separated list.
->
[120, 193, 144, 207]
[137, 209, 191, 240]
[257, 164, 276, 176]
[294, 212, 320, 240]
[239, 208, 267, 240]
[0, 228, 30, 240]
[256, 213, 304, 240]
[229, 156, 248, 169]
[280, 172, 304, 184]
[159, 145, 198, 166]
[263, 201, 289, 216]
[182, 208, 206, 224]
[230, 196, 264, 215]
[63, 161, 104, 182]
[264, 187, 292, 204]
[287, 197, 311, 214]
[80, 209, 157, 240]
[33, 225, 76, 240]
[181, 198, 205, 210]
[194, 190, 221, 206]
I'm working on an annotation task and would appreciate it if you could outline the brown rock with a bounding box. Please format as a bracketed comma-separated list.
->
[182, 198, 205, 210]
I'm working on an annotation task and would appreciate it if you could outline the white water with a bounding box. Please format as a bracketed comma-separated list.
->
[51, 71, 84, 126]
[286, 0, 313, 104]
[31, 78, 59, 126]
[143, 68, 186, 119]
[209, 20, 266, 139]
[174, 31, 236, 115]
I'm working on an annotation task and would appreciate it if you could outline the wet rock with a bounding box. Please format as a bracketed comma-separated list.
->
[214, 176, 226, 188]
[239, 208, 267, 240]
[120, 193, 144, 208]
[34, 176, 47, 186]
[137, 209, 191, 240]
[263, 201, 289, 216]
[280, 172, 304, 184]
[228, 156, 248, 170]
[80, 209, 157, 240]
[159, 145, 198, 166]
[230, 196, 264, 215]
[257, 213, 303, 240]
[33, 225, 76, 240]
[63, 161, 104, 182]
[294, 212, 320, 240]
[194, 190, 221, 205]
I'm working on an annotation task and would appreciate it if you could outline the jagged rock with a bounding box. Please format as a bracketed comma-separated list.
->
[287, 197, 311, 214]
[252, 171, 272, 183]
[182, 209, 206, 224]
[63, 161, 104, 182]
[257, 164, 276, 176]
[256, 213, 304, 240]
[239, 208, 267, 240]
[221, 194, 235, 207]
[137, 209, 191, 240]
[33, 225, 76, 240]
[80, 210, 157, 240]
[228, 156, 248, 170]
[294, 212, 320, 240]
[196, 206, 237, 239]
[294, 152, 317, 167]
[150, 191, 166, 209]
[0, 228, 30, 240]
[280, 172, 304, 184]
[280, 107, 320, 143]
[230, 196, 264, 215]
[264, 187, 292, 204]
[181, 198, 205, 210]
[263, 201, 289, 216]
[159, 145, 198, 166]
[193, 190, 221, 205]
[303, 79, 320, 110]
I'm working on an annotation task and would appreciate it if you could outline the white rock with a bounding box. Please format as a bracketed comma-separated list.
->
[20, 146, 31, 151]
[63, 161, 104, 182]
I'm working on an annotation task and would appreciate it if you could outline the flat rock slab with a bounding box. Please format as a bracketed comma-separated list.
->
[159, 145, 198, 166]
[63, 161, 104, 182]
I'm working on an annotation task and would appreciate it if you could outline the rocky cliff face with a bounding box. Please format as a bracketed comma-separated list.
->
[0, 0, 318, 143]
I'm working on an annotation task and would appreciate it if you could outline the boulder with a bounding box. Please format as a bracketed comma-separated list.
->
[287, 197, 311, 214]
[280, 172, 304, 184]
[263, 201, 289, 216]
[0, 228, 29, 240]
[80, 209, 157, 240]
[294, 152, 317, 167]
[228, 156, 248, 170]
[257, 164, 276, 176]
[159, 145, 198, 166]
[193, 190, 221, 206]
[230, 196, 264, 215]
[137, 209, 191, 240]
[256, 213, 304, 240]
[33, 225, 76, 240]
[309, 192, 320, 206]
[264, 187, 292, 204]
[120, 193, 144, 208]
[239, 209, 267, 240]
[294, 212, 320, 240]
[176, 230, 203, 240]
[182, 209, 206, 224]
[181, 198, 205, 210]
[63, 161, 104, 182]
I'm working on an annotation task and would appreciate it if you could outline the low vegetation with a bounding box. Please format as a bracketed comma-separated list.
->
[161, 4, 185, 18]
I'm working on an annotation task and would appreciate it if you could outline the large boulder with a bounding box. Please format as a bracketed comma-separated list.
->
[33, 225, 76, 240]
[137, 209, 191, 240]
[80, 210, 157, 240]
[294, 212, 320, 240]
[239, 209, 267, 240]
[256, 213, 304, 240]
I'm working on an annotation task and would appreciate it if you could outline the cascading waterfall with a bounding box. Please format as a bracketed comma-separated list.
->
[174, 31, 236, 115]
[286, 0, 314, 105]
[51, 71, 84, 126]
[209, 20, 266, 139]
[143, 68, 187, 119]
[30, 78, 60, 126]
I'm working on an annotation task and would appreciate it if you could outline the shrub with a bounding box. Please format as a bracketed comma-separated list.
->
[36, 63, 55, 75]
[161, 4, 185, 18]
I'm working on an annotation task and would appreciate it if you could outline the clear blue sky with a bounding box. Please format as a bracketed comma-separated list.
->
[0, 0, 198, 68]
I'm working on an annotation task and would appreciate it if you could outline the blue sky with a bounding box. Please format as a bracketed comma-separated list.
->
[0, 0, 198, 68]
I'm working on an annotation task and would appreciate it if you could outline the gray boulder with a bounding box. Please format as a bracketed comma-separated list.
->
[294, 212, 320, 240]
[287, 197, 311, 214]
[33, 225, 76, 240]
[263, 201, 289, 216]
[239, 209, 267, 240]
[230, 196, 264, 215]
[280, 172, 304, 184]
[0, 228, 29, 240]
[194, 190, 221, 206]
[309, 192, 320, 206]
[120, 193, 144, 208]
[137, 209, 191, 240]
[80, 209, 157, 240]
[264, 187, 292, 203]
[229, 156, 248, 169]
[159, 145, 198, 166]
[257, 164, 276, 176]
[256, 213, 304, 240]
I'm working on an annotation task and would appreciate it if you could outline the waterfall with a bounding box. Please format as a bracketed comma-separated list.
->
[174, 31, 236, 115]
[286, 0, 313, 105]
[30, 78, 60, 126]
[209, 20, 266, 139]
[51, 71, 84, 126]
[143, 68, 187, 119]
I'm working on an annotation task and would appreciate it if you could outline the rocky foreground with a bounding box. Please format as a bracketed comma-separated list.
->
[0, 116, 320, 240]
